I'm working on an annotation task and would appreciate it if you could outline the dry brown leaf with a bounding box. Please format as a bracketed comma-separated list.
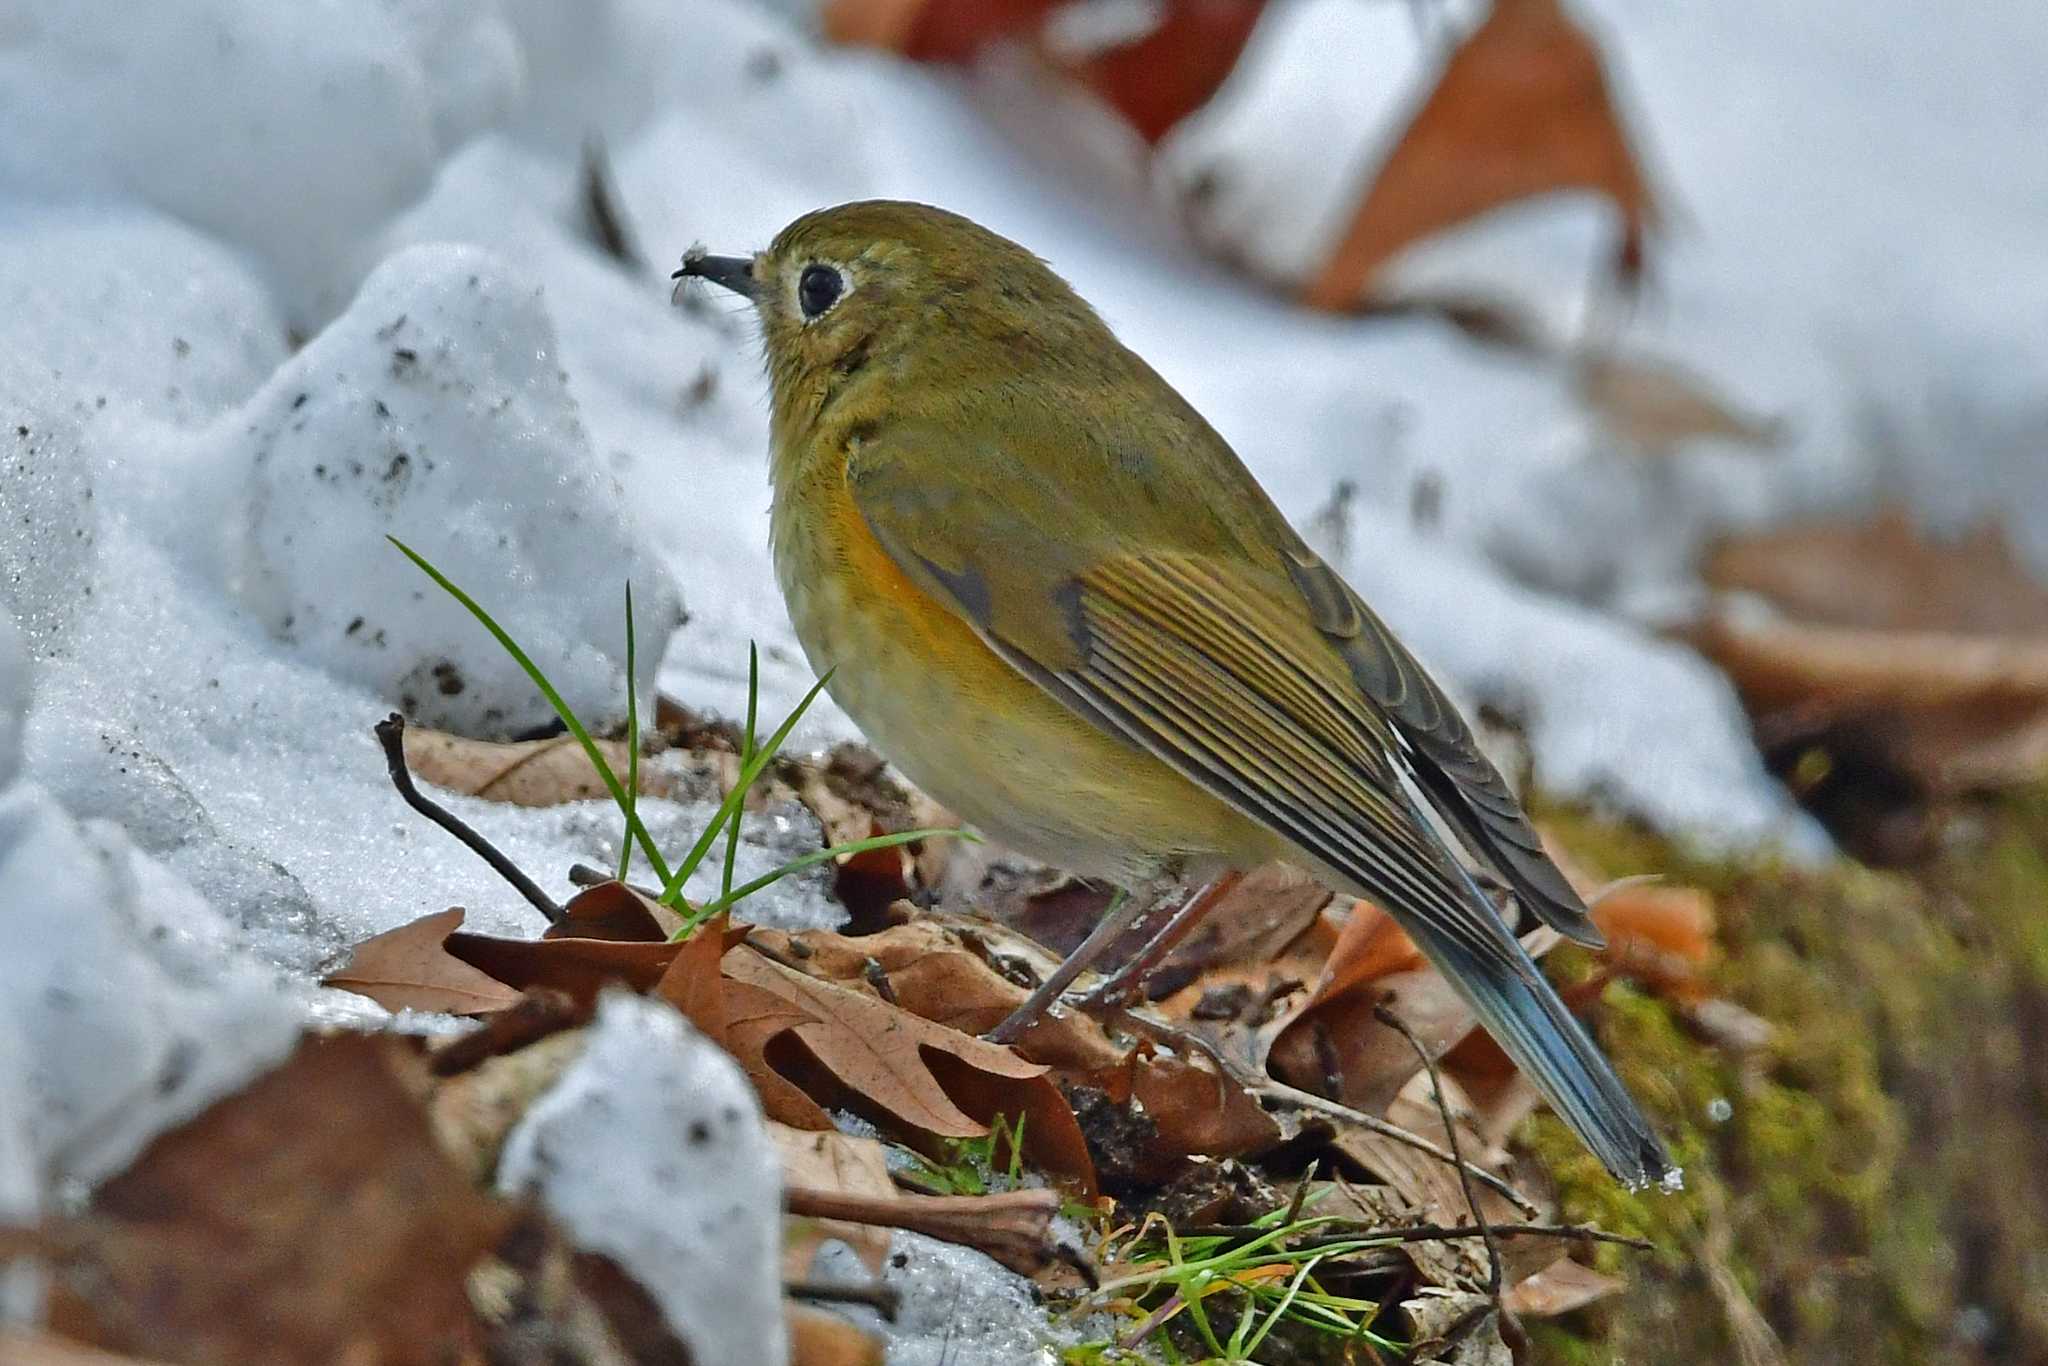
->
[0, 1331, 173, 1365]
[1695, 509, 2048, 815]
[1577, 351, 1784, 454]
[1704, 509, 2048, 636]
[1063, 0, 1270, 144]
[1503, 1254, 1627, 1317]
[788, 1304, 886, 1366]
[1267, 901, 1559, 1119]
[546, 879, 685, 942]
[1590, 883, 1715, 1003]
[1304, 0, 1656, 310]
[758, 919, 1121, 1072]
[652, 913, 739, 1039]
[401, 725, 663, 806]
[1691, 613, 2048, 795]
[442, 928, 683, 1007]
[321, 907, 524, 1016]
[725, 949, 1097, 1189]
[1148, 861, 1333, 994]
[1127, 1048, 1281, 1158]
[726, 976, 838, 1131]
[42, 1035, 507, 1365]
[771, 1123, 898, 1275]
[1302, 899, 1427, 1009]
[823, 0, 1051, 61]
[755, 920, 1278, 1170]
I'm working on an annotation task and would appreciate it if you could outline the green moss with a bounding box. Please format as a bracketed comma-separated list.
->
[1518, 792, 2048, 1364]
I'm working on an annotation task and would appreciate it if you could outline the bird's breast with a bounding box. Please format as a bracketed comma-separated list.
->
[768, 459, 1264, 883]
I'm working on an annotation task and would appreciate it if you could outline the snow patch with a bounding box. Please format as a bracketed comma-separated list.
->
[497, 992, 787, 1366]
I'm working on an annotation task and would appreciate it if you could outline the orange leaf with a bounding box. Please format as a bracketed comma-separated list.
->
[1301, 900, 1425, 1010]
[321, 908, 523, 1016]
[653, 914, 736, 1042]
[1064, 0, 1270, 144]
[1592, 883, 1714, 1003]
[1303, 0, 1656, 310]
[823, 0, 1054, 61]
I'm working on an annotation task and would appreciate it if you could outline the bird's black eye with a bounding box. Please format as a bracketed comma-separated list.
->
[798, 263, 844, 319]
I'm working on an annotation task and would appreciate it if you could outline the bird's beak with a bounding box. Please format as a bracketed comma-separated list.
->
[671, 250, 758, 302]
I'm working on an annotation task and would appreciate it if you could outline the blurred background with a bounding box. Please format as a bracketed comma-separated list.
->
[3, 0, 2046, 1362]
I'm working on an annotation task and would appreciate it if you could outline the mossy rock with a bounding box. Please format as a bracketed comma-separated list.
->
[1522, 792, 2048, 1364]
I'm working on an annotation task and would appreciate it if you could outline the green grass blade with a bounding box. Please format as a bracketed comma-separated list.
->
[658, 669, 834, 910]
[389, 537, 673, 886]
[616, 583, 640, 883]
[720, 643, 760, 900]
[693, 827, 965, 919]
[1240, 1254, 1327, 1357]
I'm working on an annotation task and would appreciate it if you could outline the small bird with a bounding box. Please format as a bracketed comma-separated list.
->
[677, 201, 1674, 1189]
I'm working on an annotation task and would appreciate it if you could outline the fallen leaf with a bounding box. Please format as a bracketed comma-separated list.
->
[1576, 350, 1785, 455]
[788, 1304, 886, 1366]
[726, 977, 837, 1131]
[1063, 0, 1270, 144]
[1691, 613, 2048, 796]
[753, 920, 1277, 1171]
[1591, 883, 1715, 1003]
[445, 927, 688, 1007]
[0, 1331, 172, 1365]
[771, 1122, 898, 1275]
[402, 725, 664, 805]
[1267, 901, 1560, 1119]
[1703, 508, 2048, 636]
[725, 948, 1097, 1189]
[1304, 0, 1657, 310]
[1127, 1048, 1281, 1158]
[1503, 1255, 1627, 1317]
[653, 912, 740, 1039]
[321, 907, 524, 1015]
[547, 878, 685, 942]
[1695, 509, 2048, 837]
[823, 0, 1050, 61]
[42, 1035, 508, 1365]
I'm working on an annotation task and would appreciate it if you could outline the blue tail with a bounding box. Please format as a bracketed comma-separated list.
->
[1395, 907, 1677, 1191]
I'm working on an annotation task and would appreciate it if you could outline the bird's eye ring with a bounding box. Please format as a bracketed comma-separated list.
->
[798, 263, 845, 319]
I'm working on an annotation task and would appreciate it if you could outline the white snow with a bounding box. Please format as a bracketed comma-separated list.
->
[0, 613, 300, 1258]
[497, 991, 787, 1366]
[3, 0, 2045, 1352]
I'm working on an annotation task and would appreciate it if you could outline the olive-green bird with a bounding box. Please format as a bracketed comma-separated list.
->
[678, 200, 1674, 1189]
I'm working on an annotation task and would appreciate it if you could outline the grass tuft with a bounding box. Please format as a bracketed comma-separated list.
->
[391, 539, 969, 936]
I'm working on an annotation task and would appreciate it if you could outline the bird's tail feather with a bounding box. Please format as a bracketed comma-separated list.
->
[1396, 910, 1678, 1191]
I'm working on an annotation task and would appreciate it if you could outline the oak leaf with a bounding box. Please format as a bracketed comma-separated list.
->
[320, 907, 523, 1016]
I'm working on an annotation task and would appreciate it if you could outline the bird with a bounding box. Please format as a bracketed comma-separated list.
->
[675, 200, 1675, 1190]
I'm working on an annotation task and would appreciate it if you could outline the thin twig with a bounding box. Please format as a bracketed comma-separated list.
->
[1178, 1221, 1654, 1253]
[374, 713, 562, 923]
[1377, 1003, 1503, 1351]
[569, 861, 664, 900]
[784, 1277, 901, 1322]
[1107, 1008, 1540, 1215]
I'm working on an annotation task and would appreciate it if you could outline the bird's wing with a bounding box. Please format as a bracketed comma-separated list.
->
[846, 435, 1544, 977]
[1282, 550, 1602, 946]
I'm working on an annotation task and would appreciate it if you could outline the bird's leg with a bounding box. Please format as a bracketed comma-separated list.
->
[1074, 869, 1244, 1012]
[984, 883, 1157, 1044]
